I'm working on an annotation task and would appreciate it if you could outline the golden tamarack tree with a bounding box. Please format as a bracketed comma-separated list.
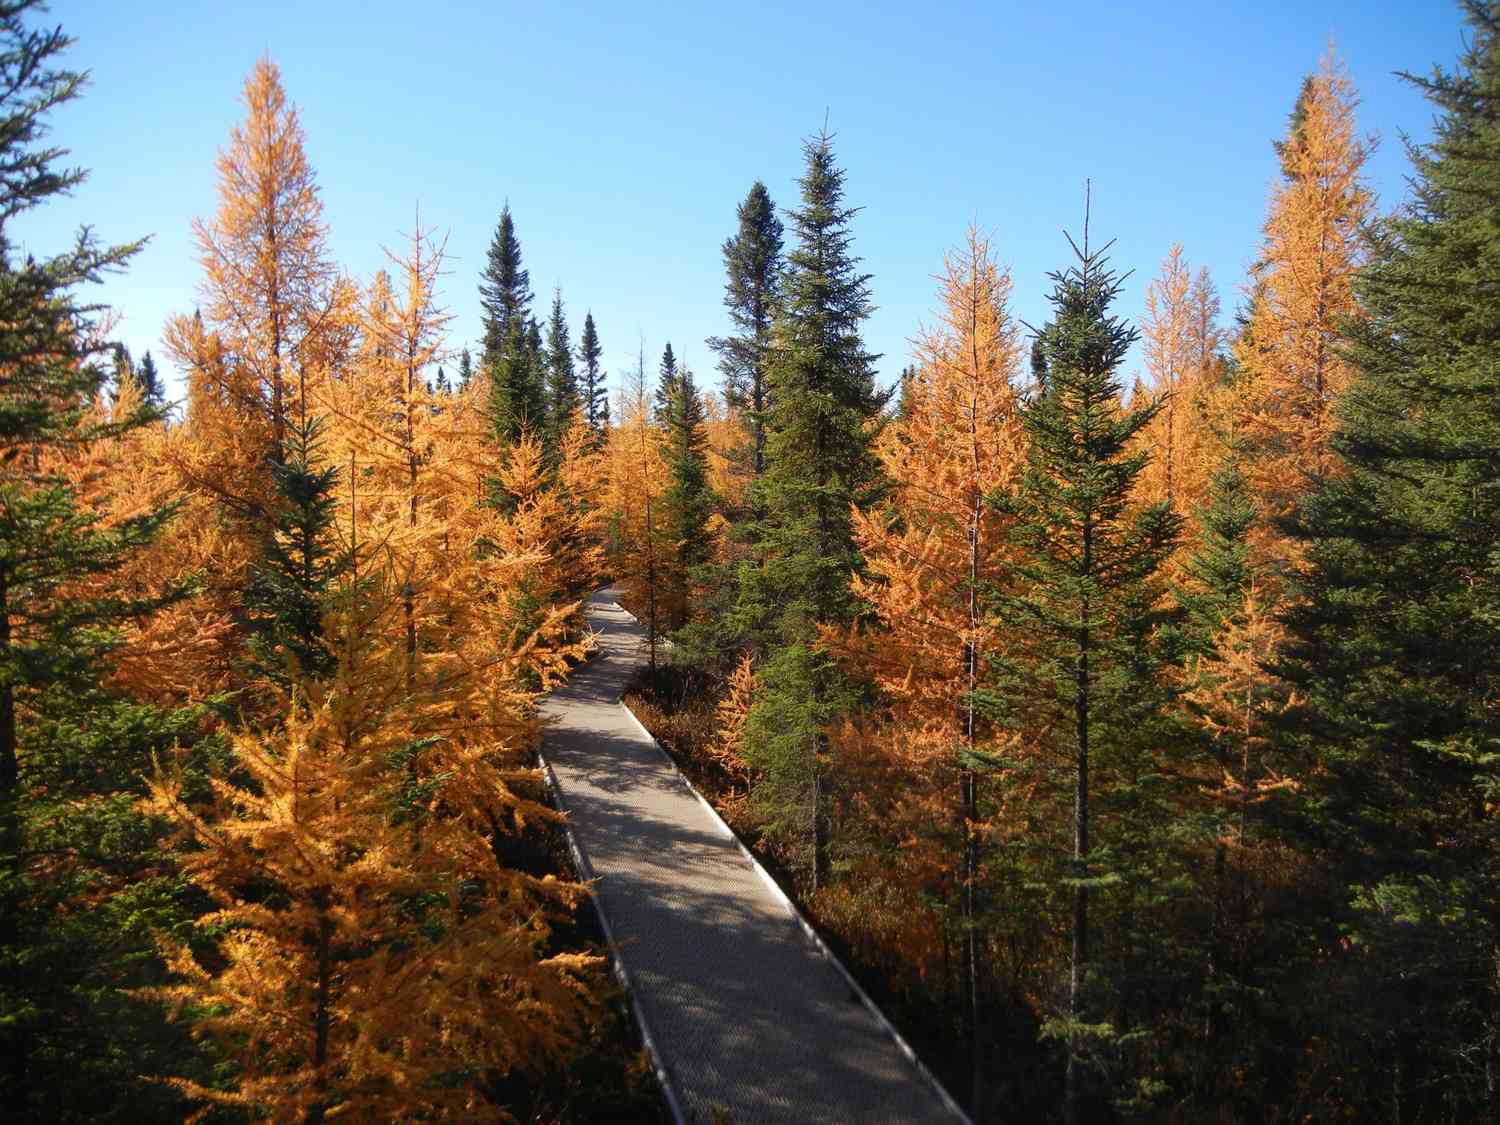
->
[604, 352, 671, 664]
[152, 57, 356, 701]
[143, 235, 605, 1120]
[1232, 51, 1371, 570]
[1133, 245, 1225, 532]
[143, 577, 596, 1122]
[825, 232, 1027, 1106]
[179, 54, 338, 466]
[123, 56, 612, 1121]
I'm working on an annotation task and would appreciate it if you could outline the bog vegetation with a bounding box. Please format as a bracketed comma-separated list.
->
[1, 0, 1497, 1121]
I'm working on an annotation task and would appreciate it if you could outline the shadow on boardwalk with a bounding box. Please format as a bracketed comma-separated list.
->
[540, 589, 967, 1125]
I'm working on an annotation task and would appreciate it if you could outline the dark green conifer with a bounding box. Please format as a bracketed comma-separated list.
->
[526, 316, 543, 369]
[1273, 6, 1500, 1111]
[653, 340, 678, 415]
[488, 317, 547, 446]
[544, 288, 579, 448]
[242, 412, 349, 683]
[656, 360, 715, 632]
[478, 204, 531, 368]
[708, 181, 783, 482]
[982, 217, 1179, 1124]
[135, 350, 163, 406]
[0, 5, 215, 1113]
[736, 133, 884, 889]
[577, 310, 608, 436]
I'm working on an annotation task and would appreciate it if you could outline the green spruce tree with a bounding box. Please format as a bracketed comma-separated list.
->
[544, 288, 579, 450]
[737, 133, 884, 890]
[0, 6, 219, 1116]
[1272, 6, 1500, 1112]
[577, 310, 608, 437]
[655, 360, 715, 632]
[242, 411, 350, 684]
[653, 340, 678, 414]
[478, 203, 531, 368]
[134, 350, 163, 406]
[488, 316, 547, 446]
[708, 181, 783, 483]
[982, 214, 1179, 1124]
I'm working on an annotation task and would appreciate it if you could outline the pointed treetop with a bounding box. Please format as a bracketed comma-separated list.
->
[578, 310, 608, 433]
[479, 203, 532, 360]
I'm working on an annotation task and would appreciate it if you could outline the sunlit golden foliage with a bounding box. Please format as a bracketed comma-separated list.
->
[1134, 246, 1225, 540]
[1232, 51, 1371, 569]
[709, 652, 755, 789]
[143, 577, 597, 1122]
[183, 54, 337, 459]
[603, 366, 670, 640]
[825, 229, 1029, 989]
[837, 228, 1027, 743]
[47, 379, 241, 702]
[702, 390, 751, 521]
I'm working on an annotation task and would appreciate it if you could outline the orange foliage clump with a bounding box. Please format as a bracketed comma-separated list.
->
[143, 581, 597, 1122]
[838, 228, 1027, 746]
[709, 652, 756, 789]
[603, 360, 670, 651]
[826, 228, 1028, 984]
[1134, 245, 1225, 531]
[1232, 51, 1371, 568]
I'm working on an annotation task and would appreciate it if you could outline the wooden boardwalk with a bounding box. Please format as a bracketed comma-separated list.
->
[539, 589, 969, 1125]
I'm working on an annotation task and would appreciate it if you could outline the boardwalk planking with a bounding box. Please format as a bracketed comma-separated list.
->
[540, 588, 968, 1125]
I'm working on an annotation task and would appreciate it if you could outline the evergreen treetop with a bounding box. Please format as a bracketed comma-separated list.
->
[748, 131, 884, 637]
[653, 341, 679, 419]
[136, 350, 163, 406]
[578, 310, 608, 433]
[983, 222, 1181, 1123]
[708, 180, 784, 479]
[544, 288, 579, 442]
[735, 132, 883, 890]
[478, 204, 531, 366]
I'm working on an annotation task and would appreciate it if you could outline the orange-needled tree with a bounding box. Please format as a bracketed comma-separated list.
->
[831, 229, 1027, 1114]
[1232, 52, 1372, 571]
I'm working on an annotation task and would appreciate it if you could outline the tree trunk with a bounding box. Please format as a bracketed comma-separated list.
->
[0, 569, 16, 881]
[1066, 591, 1092, 1125]
[811, 747, 829, 892]
[0, 568, 25, 1097]
[309, 897, 334, 1125]
[405, 357, 418, 693]
[963, 765, 983, 1115]
[964, 353, 986, 1115]
[639, 408, 658, 676]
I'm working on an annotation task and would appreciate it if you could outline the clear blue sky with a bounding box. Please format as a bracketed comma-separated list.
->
[14, 0, 1471, 405]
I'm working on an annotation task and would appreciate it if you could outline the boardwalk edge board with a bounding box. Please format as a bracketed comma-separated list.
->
[608, 600, 976, 1125]
[538, 750, 690, 1125]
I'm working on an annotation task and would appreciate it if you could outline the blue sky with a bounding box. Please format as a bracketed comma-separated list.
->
[14, 1, 1470, 405]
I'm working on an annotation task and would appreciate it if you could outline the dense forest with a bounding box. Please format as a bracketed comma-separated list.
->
[1, 0, 1497, 1120]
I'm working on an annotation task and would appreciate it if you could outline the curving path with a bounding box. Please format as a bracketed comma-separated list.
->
[539, 588, 970, 1125]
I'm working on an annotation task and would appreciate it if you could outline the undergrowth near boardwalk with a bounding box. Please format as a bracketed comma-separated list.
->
[623, 665, 1060, 1122]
